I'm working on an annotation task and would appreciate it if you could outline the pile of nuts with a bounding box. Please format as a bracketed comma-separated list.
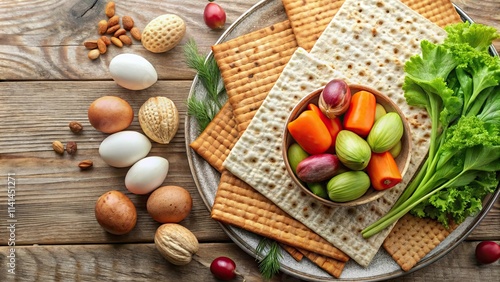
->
[84, 2, 142, 60]
[51, 121, 93, 170]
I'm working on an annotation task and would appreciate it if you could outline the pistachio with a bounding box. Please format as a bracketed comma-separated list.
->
[327, 171, 370, 202]
[335, 130, 371, 170]
[367, 112, 403, 153]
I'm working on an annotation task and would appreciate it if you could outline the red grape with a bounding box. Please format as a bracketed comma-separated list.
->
[475, 241, 500, 264]
[210, 256, 236, 280]
[203, 2, 226, 30]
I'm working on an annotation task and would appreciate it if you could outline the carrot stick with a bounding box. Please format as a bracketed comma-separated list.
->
[343, 90, 376, 137]
[307, 103, 343, 147]
[366, 151, 402, 191]
[287, 109, 332, 155]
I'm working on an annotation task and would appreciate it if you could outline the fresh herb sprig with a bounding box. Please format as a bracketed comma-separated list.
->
[184, 38, 226, 132]
[256, 239, 282, 280]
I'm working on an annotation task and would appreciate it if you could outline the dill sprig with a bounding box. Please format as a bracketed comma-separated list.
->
[184, 38, 225, 132]
[256, 239, 282, 280]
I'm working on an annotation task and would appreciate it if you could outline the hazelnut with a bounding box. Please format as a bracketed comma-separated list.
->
[66, 141, 77, 155]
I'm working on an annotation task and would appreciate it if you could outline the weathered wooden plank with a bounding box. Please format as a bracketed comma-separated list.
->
[0, 81, 230, 244]
[0, 241, 498, 281]
[0, 243, 280, 282]
[0, 0, 258, 81]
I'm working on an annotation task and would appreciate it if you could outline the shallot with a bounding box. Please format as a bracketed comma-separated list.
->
[318, 79, 351, 119]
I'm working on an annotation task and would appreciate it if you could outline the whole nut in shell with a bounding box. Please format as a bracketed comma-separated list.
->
[154, 223, 199, 265]
[66, 141, 77, 155]
[138, 97, 179, 144]
[141, 14, 186, 53]
[69, 121, 83, 133]
[52, 140, 65, 154]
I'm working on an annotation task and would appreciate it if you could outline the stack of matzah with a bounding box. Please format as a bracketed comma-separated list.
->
[190, 0, 465, 277]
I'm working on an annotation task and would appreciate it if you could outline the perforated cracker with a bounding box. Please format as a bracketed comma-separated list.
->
[282, 0, 462, 51]
[401, 0, 463, 28]
[223, 0, 448, 267]
[281, 0, 345, 51]
[280, 244, 304, 261]
[189, 102, 239, 172]
[383, 214, 458, 271]
[298, 248, 346, 278]
[211, 170, 350, 263]
[211, 20, 298, 133]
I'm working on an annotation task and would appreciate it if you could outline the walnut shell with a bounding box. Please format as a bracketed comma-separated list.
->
[139, 97, 179, 144]
[154, 223, 199, 265]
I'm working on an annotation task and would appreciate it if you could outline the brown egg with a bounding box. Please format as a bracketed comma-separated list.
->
[88, 96, 134, 133]
[147, 185, 192, 223]
[95, 190, 137, 235]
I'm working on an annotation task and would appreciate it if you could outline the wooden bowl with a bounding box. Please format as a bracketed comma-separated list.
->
[282, 84, 412, 207]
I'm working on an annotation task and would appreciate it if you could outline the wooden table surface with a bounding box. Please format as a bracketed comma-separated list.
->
[0, 0, 499, 281]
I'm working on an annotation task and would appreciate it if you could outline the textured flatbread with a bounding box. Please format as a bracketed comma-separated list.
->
[223, 0, 448, 267]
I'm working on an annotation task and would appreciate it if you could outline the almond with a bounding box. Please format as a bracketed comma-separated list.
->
[111, 37, 123, 47]
[114, 28, 126, 37]
[105, 2, 115, 18]
[100, 36, 111, 46]
[119, 35, 132, 46]
[130, 27, 141, 41]
[88, 49, 100, 60]
[78, 160, 93, 170]
[84, 40, 98, 49]
[106, 24, 120, 34]
[122, 16, 134, 30]
[98, 20, 108, 35]
[97, 38, 107, 54]
[107, 15, 119, 28]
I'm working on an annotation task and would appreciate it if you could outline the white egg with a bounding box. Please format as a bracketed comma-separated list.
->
[99, 131, 152, 168]
[125, 156, 169, 195]
[109, 53, 158, 90]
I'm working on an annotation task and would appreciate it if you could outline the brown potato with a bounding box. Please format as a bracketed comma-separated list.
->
[95, 190, 137, 235]
[147, 186, 192, 223]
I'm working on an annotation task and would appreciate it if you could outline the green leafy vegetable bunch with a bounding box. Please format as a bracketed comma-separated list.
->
[363, 22, 500, 238]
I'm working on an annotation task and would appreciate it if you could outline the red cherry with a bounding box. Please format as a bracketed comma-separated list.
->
[475, 241, 500, 264]
[203, 2, 226, 30]
[210, 256, 236, 280]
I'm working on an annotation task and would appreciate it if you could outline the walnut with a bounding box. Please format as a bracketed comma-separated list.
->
[154, 223, 199, 265]
[69, 121, 83, 133]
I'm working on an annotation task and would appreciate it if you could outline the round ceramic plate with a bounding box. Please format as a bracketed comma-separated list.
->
[185, 1, 500, 281]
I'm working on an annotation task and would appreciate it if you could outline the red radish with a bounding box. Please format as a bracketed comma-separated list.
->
[203, 1, 226, 30]
[475, 241, 500, 264]
[210, 256, 236, 280]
